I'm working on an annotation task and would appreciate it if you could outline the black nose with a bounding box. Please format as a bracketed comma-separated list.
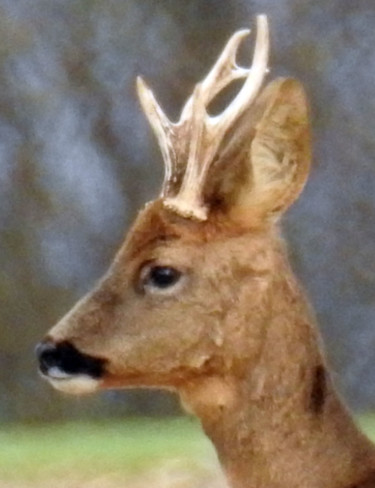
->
[35, 341, 105, 378]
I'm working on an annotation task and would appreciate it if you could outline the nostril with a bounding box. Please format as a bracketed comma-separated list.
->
[35, 341, 61, 374]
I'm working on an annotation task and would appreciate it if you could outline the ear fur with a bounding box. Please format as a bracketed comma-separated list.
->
[209, 78, 311, 224]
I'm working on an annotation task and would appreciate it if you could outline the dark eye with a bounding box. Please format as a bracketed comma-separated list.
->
[138, 264, 184, 295]
[148, 266, 181, 288]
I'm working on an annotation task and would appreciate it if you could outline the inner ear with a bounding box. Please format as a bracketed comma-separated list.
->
[204, 78, 311, 223]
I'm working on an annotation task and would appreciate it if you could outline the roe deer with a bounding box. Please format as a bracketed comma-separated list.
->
[36, 15, 375, 488]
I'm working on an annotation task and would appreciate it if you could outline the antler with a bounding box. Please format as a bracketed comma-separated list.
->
[137, 15, 269, 221]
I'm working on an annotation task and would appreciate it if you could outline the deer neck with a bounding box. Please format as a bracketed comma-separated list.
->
[180, 260, 375, 488]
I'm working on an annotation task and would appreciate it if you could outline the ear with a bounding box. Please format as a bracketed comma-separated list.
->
[210, 78, 311, 224]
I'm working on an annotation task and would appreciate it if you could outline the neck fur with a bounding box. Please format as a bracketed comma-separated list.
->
[180, 254, 375, 488]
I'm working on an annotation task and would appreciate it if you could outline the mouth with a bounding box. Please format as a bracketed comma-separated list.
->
[40, 367, 101, 395]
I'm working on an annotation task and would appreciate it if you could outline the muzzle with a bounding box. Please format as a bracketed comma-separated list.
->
[35, 340, 106, 394]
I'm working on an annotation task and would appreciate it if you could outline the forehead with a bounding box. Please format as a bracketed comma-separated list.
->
[120, 199, 271, 262]
[123, 200, 205, 258]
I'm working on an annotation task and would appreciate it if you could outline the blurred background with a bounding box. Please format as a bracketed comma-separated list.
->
[1, 0, 375, 485]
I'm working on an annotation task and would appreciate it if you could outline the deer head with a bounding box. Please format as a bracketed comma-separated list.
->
[36, 15, 310, 400]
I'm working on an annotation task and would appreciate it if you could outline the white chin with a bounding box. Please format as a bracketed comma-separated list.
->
[47, 374, 100, 395]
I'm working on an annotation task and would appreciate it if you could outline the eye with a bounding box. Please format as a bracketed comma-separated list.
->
[148, 266, 181, 288]
[138, 264, 185, 295]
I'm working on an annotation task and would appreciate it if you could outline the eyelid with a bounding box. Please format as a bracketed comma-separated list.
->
[144, 277, 186, 296]
[138, 261, 155, 284]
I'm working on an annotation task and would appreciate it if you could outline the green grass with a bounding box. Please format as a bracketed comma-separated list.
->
[355, 414, 375, 442]
[1, 415, 375, 484]
[0, 417, 216, 483]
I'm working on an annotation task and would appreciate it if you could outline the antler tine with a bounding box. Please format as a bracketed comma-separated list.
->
[136, 76, 176, 195]
[199, 30, 251, 104]
[214, 14, 269, 131]
[179, 29, 251, 124]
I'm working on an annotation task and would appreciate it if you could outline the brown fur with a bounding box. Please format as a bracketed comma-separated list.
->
[40, 52, 375, 488]
[44, 199, 375, 488]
